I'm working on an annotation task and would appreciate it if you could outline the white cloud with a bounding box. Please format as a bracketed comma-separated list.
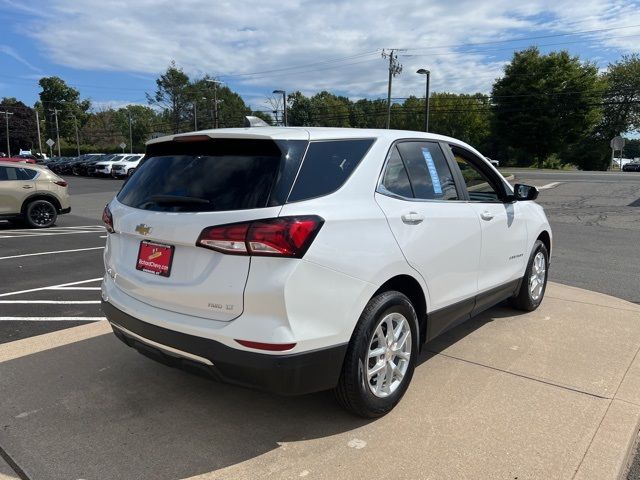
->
[0, 45, 41, 72]
[19, 0, 640, 105]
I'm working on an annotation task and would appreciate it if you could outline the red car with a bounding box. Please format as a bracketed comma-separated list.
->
[0, 157, 36, 164]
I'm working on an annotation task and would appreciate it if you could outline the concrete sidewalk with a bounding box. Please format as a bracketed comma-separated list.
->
[0, 282, 639, 480]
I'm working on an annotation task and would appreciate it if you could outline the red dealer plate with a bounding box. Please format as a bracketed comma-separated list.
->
[136, 241, 174, 277]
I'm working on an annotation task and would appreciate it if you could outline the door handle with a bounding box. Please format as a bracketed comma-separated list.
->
[22, 185, 33, 189]
[401, 212, 424, 225]
[480, 211, 494, 221]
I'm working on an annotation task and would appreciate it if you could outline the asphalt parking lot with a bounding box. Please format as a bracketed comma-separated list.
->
[0, 171, 639, 479]
[0, 177, 122, 344]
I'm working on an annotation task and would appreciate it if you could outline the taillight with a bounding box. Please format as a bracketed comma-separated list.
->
[196, 216, 323, 258]
[102, 204, 114, 233]
[54, 180, 68, 187]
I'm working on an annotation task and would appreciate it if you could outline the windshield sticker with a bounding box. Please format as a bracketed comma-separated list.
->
[421, 147, 442, 195]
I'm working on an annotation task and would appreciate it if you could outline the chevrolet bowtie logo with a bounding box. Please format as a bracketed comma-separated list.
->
[135, 224, 152, 236]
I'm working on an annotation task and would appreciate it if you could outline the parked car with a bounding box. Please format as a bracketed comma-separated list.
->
[622, 160, 640, 172]
[110, 154, 144, 178]
[101, 127, 552, 418]
[0, 160, 70, 228]
[1, 156, 36, 164]
[72, 153, 106, 176]
[48, 157, 77, 175]
[485, 157, 500, 167]
[89, 154, 136, 177]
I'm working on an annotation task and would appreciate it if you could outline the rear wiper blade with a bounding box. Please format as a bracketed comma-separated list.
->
[147, 194, 210, 205]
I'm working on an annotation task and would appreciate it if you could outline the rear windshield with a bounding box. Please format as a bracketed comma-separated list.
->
[117, 139, 306, 212]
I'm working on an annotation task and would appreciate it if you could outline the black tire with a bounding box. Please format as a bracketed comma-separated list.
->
[334, 291, 419, 418]
[25, 200, 57, 228]
[127, 168, 136, 177]
[509, 240, 549, 311]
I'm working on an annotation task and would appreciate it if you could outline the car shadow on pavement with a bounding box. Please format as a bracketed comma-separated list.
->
[419, 302, 529, 365]
[0, 333, 371, 480]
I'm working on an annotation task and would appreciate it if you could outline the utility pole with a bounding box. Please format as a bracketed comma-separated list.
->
[70, 114, 80, 156]
[193, 102, 198, 131]
[128, 111, 133, 153]
[206, 79, 223, 128]
[1, 110, 14, 156]
[49, 108, 61, 157]
[382, 49, 404, 129]
[35, 110, 43, 155]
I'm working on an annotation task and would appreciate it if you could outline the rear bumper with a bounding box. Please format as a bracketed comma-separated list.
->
[101, 300, 347, 396]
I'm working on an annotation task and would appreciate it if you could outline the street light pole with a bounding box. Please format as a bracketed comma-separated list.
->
[272, 90, 287, 126]
[128, 111, 133, 153]
[35, 110, 43, 155]
[1, 110, 13, 156]
[70, 114, 80, 156]
[49, 109, 61, 157]
[417, 69, 431, 132]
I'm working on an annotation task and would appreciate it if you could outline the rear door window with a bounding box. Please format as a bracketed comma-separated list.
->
[17, 168, 37, 180]
[395, 142, 458, 200]
[379, 146, 414, 198]
[287, 139, 374, 202]
[117, 139, 306, 212]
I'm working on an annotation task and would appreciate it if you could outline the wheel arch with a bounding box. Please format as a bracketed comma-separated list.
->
[536, 230, 551, 258]
[373, 274, 428, 345]
[21, 193, 62, 214]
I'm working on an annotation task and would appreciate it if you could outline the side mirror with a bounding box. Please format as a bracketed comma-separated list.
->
[513, 183, 539, 201]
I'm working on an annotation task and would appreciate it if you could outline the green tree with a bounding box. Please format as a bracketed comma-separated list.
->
[492, 47, 602, 168]
[188, 77, 251, 129]
[429, 93, 491, 148]
[309, 91, 351, 127]
[114, 105, 160, 151]
[147, 61, 191, 133]
[600, 54, 640, 140]
[0, 98, 38, 155]
[38, 76, 91, 145]
[79, 107, 120, 149]
[287, 91, 314, 126]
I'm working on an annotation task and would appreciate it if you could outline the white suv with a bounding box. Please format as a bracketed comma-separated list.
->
[101, 127, 551, 417]
[110, 154, 144, 178]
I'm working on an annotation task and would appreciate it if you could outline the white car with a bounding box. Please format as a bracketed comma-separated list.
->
[89, 154, 129, 176]
[110, 154, 144, 178]
[101, 127, 551, 417]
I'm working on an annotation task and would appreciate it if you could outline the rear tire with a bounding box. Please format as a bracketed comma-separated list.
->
[127, 168, 136, 177]
[510, 240, 549, 311]
[334, 291, 418, 418]
[25, 199, 57, 228]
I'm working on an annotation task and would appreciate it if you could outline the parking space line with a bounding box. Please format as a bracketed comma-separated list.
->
[0, 225, 106, 239]
[0, 246, 104, 261]
[0, 278, 102, 298]
[0, 300, 101, 304]
[0, 317, 105, 321]
[538, 182, 562, 190]
[50, 287, 102, 291]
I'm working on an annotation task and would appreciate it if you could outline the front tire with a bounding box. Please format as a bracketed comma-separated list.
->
[510, 240, 549, 311]
[25, 200, 57, 228]
[334, 291, 419, 418]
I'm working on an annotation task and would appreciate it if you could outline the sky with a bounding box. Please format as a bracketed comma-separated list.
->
[0, 0, 639, 113]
